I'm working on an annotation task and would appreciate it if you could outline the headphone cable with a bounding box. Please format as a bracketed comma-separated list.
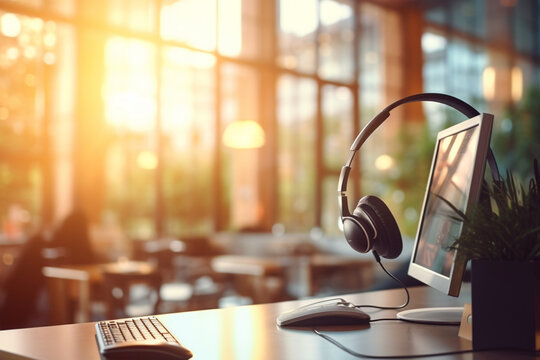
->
[352, 251, 410, 311]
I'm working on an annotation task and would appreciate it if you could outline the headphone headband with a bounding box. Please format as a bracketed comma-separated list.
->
[339, 93, 501, 219]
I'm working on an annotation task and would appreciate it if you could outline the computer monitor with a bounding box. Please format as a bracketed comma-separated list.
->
[398, 113, 494, 324]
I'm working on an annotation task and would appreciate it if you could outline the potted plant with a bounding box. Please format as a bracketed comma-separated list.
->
[446, 159, 540, 351]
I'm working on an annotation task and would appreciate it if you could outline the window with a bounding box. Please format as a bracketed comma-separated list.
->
[103, 37, 157, 237]
[161, 48, 215, 235]
[277, 75, 317, 231]
[319, 0, 355, 81]
[0, 10, 75, 236]
[2, 0, 539, 243]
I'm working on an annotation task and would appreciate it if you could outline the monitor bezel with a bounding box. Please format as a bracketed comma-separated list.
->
[408, 113, 494, 297]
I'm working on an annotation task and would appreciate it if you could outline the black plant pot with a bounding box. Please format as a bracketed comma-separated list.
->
[471, 259, 540, 351]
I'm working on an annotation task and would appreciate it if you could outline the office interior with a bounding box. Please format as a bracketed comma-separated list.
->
[0, 0, 538, 331]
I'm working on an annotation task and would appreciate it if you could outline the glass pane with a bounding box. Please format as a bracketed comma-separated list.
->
[221, 63, 262, 230]
[0, 11, 51, 235]
[103, 37, 157, 238]
[450, 0, 485, 39]
[421, 32, 448, 95]
[358, 4, 383, 120]
[277, 75, 316, 231]
[425, 0, 540, 58]
[446, 40, 486, 108]
[513, 0, 537, 56]
[79, 0, 156, 33]
[322, 85, 353, 170]
[161, 47, 215, 236]
[277, 0, 317, 73]
[322, 176, 341, 234]
[218, 0, 265, 59]
[0, 11, 46, 154]
[356, 4, 419, 237]
[0, 164, 41, 239]
[218, 0, 242, 57]
[161, 0, 216, 51]
[423, 34, 487, 130]
[51, 23, 76, 224]
[318, 0, 355, 81]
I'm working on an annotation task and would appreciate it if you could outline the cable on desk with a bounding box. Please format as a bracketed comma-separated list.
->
[352, 251, 410, 311]
[367, 318, 401, 323]
[313, 328, 472, 359]
[313, 329, 540, 359]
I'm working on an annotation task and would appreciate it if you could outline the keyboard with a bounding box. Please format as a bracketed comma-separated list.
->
[95, 316, 193, 359]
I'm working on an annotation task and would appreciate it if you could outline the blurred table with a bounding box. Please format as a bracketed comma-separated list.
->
[305, 254, 374, 295]
[42, 260, 158, 324]
[211, 255, 286, 277]
[211, 254, 374, 301]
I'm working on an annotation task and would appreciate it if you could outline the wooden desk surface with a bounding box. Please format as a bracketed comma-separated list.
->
[0, 285, 536, 360]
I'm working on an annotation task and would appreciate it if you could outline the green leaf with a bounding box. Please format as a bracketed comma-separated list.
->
[447, 158, 540, 261]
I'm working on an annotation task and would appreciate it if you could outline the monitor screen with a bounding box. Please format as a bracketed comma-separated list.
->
[408, 113, 494, 297]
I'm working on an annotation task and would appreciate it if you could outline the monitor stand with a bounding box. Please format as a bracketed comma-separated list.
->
[397, 307, 463, 325]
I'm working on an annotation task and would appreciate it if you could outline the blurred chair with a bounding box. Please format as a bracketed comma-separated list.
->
[42, 265, 91, 325]
[0, 233, 46, 330]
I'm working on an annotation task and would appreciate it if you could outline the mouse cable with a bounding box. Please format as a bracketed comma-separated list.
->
[313, 329, 540, 359]
[352, 251, 410, 311]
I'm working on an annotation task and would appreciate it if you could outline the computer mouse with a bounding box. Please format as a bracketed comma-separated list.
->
[276, 300, 371, 327]
[100, 339, 193, 360]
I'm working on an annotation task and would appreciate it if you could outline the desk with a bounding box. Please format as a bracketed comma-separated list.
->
[0, 285, 535, 360]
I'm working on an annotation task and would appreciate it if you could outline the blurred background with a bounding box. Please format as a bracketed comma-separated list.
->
[0, 0, 539, 329]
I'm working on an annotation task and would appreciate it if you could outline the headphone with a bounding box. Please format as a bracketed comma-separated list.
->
[338, 93, 502, 259]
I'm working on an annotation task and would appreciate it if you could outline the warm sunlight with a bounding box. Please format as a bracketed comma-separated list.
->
[159, 0, 242, 56]
[160, 0, 216, 51]
[279, 0, 317, 37]
[482, 66, 496, 101]
[104, 1, 232, 132]
[511, 65, 523, 103]
[223, 120, 265, 149]
[447, 131, 465, 164]
[137, 151, 158, 170]
[320, 0, 352, 27]
[1, 13, 21, 38]
[218, 0, 242, 56]
[374, 154, 394, 171]
[103, 37, 156, 131]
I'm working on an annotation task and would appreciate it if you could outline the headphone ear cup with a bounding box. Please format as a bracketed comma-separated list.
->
[357, 196, 402, 259]
[342, 215, 373, 254]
